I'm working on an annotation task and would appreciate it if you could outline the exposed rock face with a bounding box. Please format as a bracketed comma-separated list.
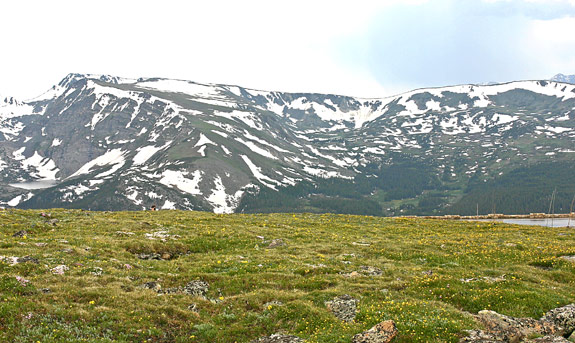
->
[541, 304, 575, 337]
[460, 304, 575, 342]
[250, 333, 304, 343]
[325, 294, 359, 322]
[352, 320, 398, 343]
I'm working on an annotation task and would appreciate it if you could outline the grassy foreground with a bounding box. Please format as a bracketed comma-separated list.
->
[1, 209, 575, 343]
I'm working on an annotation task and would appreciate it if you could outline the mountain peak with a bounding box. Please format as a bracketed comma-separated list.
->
[550, 73, 575, 84]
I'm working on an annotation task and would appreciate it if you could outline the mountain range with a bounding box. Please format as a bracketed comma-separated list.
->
[1, 73, 574, 215]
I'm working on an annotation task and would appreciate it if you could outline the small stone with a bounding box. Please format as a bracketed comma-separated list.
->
[40, 288, 52, 293]
[359, 266, 383, 276]
[140, 282, 162, 291]
[188, 303, 199, 312]
[325, 294, 359, 322]
[51, 265, 69, 275]
[183, 280, 209, 297]
[268, 239, 286, 248]
[137, 253, 162, 260]
[263, 301, 284, 309]
[352, 320, 398, 343]
[16, 256, 39, 264]
[35, 243, 48, 247]
[250, 333, 304, 343]
[48, 219, 59, 226]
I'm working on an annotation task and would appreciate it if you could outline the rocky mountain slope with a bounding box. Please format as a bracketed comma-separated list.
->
[551, 73, 575, 84]
[1, 74, 574, 215]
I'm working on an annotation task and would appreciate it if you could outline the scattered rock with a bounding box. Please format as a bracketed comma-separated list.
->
[459, 305, 575, 342]
[459, 329, 508, 342]
[352, 242, 371, 247]
[40, 288, 52, 293]
[62, 248, 74, 254]
[48, 219, 59, 226]
[325, 294, 359, 322]
[90, 267, 103, 276]
[559, 256, 575, 263]
[183, 280, 209, 297]
[359, 266, 383, 276]
[268, 239, 286, 248]
[13, 230, 28, 237]
[342, 271, 361, 278]
[137, 253, 162, 260]
[532, 336, 570, 343]
[504, 243, 518, 247]
[188, 303, 199, 312]
[34, 243, 48, 247]
[140, 282, 162, 291]
[250, 333, 304, 343]
[477, 310, 559, 340]
[352, 320, 398, 343]
[51, 265, 69, 275]
[17, 256, 39, 264]
[145, 230, 180, 241]
[58, 239, 69, 244]
[541, 303, 575, 337]
[422, 269, 433, 276]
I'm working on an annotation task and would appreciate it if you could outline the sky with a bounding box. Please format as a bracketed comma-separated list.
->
[1, 0, 575, 100]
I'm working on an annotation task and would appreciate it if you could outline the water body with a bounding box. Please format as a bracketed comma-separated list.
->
[470, 218, 573, 228]
[9, 180, 58, 190]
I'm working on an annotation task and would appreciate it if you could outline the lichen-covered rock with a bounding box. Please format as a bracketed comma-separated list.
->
[477, 310, 559, 341]
[325, 294, 359, 322]
[352, 320, 398, 343]
[140, 282, 161, 291]
[183, 280, 209, 297]
[541, 304, 575, 337]
[358, 266, 383, 276]
[531, 336, 571, 343]
[250, 333, 304, 343]
[458, 329, 507, 342]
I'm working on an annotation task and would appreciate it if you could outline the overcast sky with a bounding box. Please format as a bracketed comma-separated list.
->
[1, 0, 575, 100]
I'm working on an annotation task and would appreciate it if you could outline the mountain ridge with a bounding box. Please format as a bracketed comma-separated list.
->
[1, 73, 574, 215]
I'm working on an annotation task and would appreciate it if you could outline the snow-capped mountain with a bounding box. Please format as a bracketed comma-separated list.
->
[551, 73, 575, 84]
[1, 74, 574, 215]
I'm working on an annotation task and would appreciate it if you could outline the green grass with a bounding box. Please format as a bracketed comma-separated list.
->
[1, 209, 575, 342]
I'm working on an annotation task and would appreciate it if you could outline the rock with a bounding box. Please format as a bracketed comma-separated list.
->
[559, 256, 575, 263]
[115, 231, 135, 236]
[268, 239, 286, 248]
[40, 288, 52, 293]
[48, 219, 59, 226]
[477, 310, 559, 340]
[13, 230, 28, 237]
[140, 282, 162, 291]
[352, 320, 398, 343]
[16, 256, 39, 264]
[34, 243, 48, 247]
[137, 253, 162, 260]
[352, 242, 371, 246]
[531, 336, 571, 343]
[325, 294, 359, 322]
[90, 267, 103, 276]
[183, 280, 209, 297]
[250, 333, 304, 343]
[188, 303, 199, 312]
[161, 253, 172, 260]
[458, 329, 508, 342]
[542, 304, 575, 336]
[359, 266, 383, 276]
[51, 265, 69, 275]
